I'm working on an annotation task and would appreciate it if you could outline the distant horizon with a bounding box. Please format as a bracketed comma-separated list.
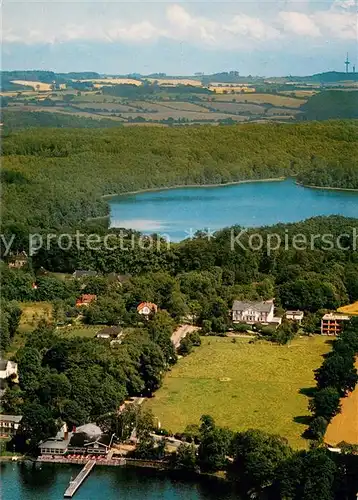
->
[2, 68, 356, 79]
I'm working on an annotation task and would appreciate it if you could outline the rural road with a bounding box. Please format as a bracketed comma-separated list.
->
[171, 324, 199, 349]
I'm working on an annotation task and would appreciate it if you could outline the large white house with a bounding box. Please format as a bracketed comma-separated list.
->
[232, 299, 278, 324]
[0, 360, 18, 380]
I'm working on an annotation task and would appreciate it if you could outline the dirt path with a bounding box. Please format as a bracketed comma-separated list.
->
[325, 359, 358, 446]
[171, 324, 199, 349]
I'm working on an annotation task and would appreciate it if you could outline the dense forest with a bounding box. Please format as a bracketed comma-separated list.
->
[1, 110, 124, 130]
[2, 121, 358, 231]
[301, 91, 358, 121]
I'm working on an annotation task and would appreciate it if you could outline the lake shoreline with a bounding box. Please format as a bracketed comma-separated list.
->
[101, 177, 287, 200]
[296, 181, 358, 193]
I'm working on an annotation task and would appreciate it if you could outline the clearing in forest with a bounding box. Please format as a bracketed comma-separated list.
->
[146, 336, 330, 449]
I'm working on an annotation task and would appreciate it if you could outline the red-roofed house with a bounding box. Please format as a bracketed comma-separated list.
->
[76, 294, 97, 307]
[137, 302, 158, 318]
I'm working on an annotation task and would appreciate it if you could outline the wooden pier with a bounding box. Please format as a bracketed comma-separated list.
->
[64, 459, 96, 498]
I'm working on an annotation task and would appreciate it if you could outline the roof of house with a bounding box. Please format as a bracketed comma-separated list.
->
[96, 326, 122, 337]
[322, 313, 350, 321]
[40, 437, 71, 450]
[137, 302, 158, 313]
[232, 300, 274, 313]
[9, 251, 28, 260]
[76, 423, 102, 438]
[69, 431, 110, 448]
[286, 310, 304, 315]
[0, 414, 22, 423]
[73, 270, 98, 279]
[76, 294, 97, 305]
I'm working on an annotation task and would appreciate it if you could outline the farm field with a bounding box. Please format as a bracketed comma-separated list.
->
[337, 301, 358, 315]
[10, 80, 53, 91]
[73, 101, 140, 113]
[212, 93, 305, 107]
[201, 101, 265, 114]
[131, 100, 207, 113]
[325, 359, 358, 446]
[146, 335, 331, 449]
[119, 110, 247, 121]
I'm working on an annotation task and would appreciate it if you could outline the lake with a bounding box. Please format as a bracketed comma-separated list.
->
[2, 463, 238, 500]
[109, 179, 358, 241]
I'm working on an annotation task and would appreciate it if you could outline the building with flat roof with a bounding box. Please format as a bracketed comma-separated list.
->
[321, 313, 350, 335]
[286, 310, 304, 323]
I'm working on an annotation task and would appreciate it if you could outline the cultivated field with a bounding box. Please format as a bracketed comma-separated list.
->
[325, 359, 358, 446]
[79, 78, 142, 86]
[211, 93, 305, 108]
[145, 78, 202, 86]
[146, 336, 330, 448]
[10, 80, 53, 91]
[201, 101, 265, 115]
[337, 301, 358, 315]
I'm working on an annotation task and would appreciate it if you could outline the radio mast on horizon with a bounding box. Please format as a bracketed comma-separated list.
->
[344, 53, 350, 73]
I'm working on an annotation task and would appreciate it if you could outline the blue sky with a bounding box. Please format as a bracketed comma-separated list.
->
[2, 0, 358, 76]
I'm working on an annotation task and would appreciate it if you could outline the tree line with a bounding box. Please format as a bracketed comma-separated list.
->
[307, 319, 358, 441]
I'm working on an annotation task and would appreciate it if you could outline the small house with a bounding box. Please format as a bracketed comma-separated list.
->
[286, 310, 304, 323]
[7, 251, 28, 269]
[0, 360, 18, 381]
[96, 326, 122, 339]
[137, 302, 158, 318]
[0, 415, 22, 437]
[76, 294, 97, 307]
[39, 423, 71, 456]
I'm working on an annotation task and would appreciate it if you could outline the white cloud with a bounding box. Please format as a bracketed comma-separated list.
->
[1, 1, 357, 48]
[225, 14, 281, 40]
[166, 5, 217, 44]
[315, 11, 358, 40]
[107, 21, 163, 42]
[279, 11, 321, 37]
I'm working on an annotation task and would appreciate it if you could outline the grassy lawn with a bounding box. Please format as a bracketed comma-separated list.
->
[146, 336, 330, 449]
[58, 325, 101, 338]
[7, 301, 53, 356]
[19, 301, 53, 332]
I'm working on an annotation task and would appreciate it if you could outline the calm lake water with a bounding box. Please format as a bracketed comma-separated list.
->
[2, 463, 238, 500]
[109, 179, 358, 241]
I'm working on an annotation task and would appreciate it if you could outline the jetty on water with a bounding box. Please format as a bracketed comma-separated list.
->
[64, 459, 96, 498]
